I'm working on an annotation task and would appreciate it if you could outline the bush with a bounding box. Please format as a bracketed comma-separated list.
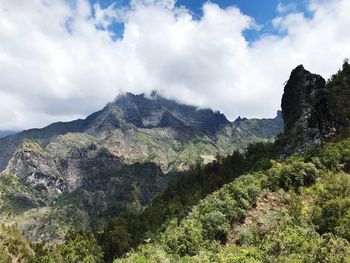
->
[313, 172, 350, 241]
[266, 160, 319, 191]
[58, 231, 104, 263]
[260, 225, 319, 262]
[162, 218, 204, 256]
[201, 211, 230, 242]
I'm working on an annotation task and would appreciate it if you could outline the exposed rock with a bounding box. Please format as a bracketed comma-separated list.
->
[282, 65, 350, 154]
[280, 62, 350, 155]
[0, 93, 232, 172]
[1, 92, 283, 176]
[281, 65, 326, 154]
[234, 116, 248, 123]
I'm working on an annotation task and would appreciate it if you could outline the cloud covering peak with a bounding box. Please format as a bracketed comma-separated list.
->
[0, 0, 349, 130]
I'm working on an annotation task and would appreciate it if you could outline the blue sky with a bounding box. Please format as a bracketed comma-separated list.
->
[89, 0, 309, 41]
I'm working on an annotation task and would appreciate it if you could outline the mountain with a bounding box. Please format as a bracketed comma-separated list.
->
[1, 62, 350, 262]
[107, 62, 350, 262]
[0, 92, 283, 242]
[0, 92, 282, 172]
[0, 130, 17, 139]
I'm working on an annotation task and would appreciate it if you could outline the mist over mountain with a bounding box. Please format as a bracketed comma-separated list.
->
[0, 91, 283, 244]
[0, 131, 17, 139]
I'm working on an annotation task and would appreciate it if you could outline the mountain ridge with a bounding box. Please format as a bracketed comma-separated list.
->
[0, 92, 282, 172]
[0, 91, 283, 242]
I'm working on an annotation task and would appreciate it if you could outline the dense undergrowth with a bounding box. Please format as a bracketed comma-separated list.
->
[1, 138, 350, 262]
[112, 139, 350, 262]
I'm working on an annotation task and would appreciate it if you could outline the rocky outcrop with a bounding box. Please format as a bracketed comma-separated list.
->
[280, 61, 350, 155]
[281, 65, 327, 153]
[5, 140, 80, 199]
[107, 92, 230, 133]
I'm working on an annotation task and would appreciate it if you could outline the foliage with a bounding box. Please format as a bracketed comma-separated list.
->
[115, 138, 350, 262]
[98, 142, 276, 261]
[265, 158, 319, 191]
[312, 172, 350, 241]
[327, 60, 350, 128]
[2, 138, 350, 262]
[0, 224, 34, 262]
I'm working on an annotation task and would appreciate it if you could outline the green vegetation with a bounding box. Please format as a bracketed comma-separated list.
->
[327, 60, 350, 128]
[0, 173, 46, 215]
[20, 139, 48, 153]
[1, 64, 350, 262]
[0, 224, 34, 262]
[112, 139, 350, 262]
[94, 141, 277, 262]
[1, 137, 350, 262]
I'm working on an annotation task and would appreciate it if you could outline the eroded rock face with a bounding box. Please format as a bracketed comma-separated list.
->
[281, 65, 326, 153]
[0, 92, 230, 172]
[280, 62, 350, 155]
[5, 140, 123, 200]
[5, 141, 77, 199]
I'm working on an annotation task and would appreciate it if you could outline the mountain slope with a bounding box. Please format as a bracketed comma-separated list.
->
[0, 92, 282, 172]
[0, 92, 283, 242]
[115, 141, 350, 262]
[0, 131, 17, 139]
[1, 92, 283, 196]
[111, 62, 350, 263]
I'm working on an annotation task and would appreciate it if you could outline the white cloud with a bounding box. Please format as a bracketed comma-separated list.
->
[0, 0, 349, 130]
[277, 2, 297, 13]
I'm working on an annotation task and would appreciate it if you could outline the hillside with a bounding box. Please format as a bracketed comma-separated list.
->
[0, 92, 283, 243]
[0, 131, 17, 139]
[109, 61, 350, 262]
[114, 139, 350, 262]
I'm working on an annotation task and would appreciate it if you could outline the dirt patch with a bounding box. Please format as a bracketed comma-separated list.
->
[226, 191, 290, 245]
[200, 155, 216, 165]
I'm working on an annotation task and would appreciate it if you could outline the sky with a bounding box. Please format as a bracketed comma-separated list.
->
[0, 0, 349, 130]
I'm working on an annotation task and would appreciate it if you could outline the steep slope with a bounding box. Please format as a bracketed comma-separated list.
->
[113, 139, 350, 262]
[111, 62, 350, 263]
[1, 62, 350, 262]
[1, 92, 283, 190]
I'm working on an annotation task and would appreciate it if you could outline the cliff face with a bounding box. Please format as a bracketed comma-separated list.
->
[280, 61, 350, 155]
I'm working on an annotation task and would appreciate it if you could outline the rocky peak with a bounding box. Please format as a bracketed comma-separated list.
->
[281, 65, 326, 132]
[234, 116, 248, 123]
[98, 92, 230, 134]
[280, 62, 350, 154]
